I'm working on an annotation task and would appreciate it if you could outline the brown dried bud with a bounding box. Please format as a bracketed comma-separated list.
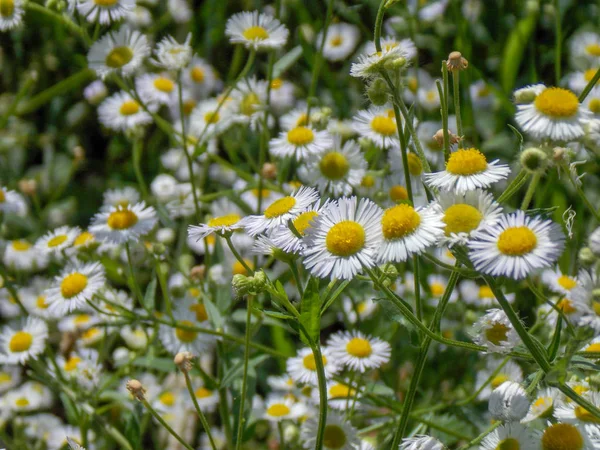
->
[190, 265, 206, 281]
[126, 379, 146, 401]
[553, 146, 567, 162]
[72, 146, 85, 163]
[446, 51, 469, 72]
[174, 351, 194, 372]
[18, 179, 37, 196]
[433, 129, 461, 148]
[261, 162, 277, 180]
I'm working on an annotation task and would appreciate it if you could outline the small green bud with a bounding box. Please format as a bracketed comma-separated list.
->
[367, 78, 389, 106]
[579, 247, 596, 266]
[383, 56, 407, 71]
[519, 147, 548, 174]
[232, 274, 253, 298]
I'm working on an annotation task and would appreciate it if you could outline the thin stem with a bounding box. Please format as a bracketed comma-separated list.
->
[183, 371, 217, 450]
[141, 399, 194, 450]
[132, 137, 149, 199]
[309, 340, 328, 450]
[562, 163, 600, 222]
[441, 63, 451, 159]
[235, 297, 253, 450]
[497, 169, 529, 203]
[413, 255, 422, 320]
[0, 72, 37, 128]
[125, 242, 144, 306]
[452, 71, 463, 145]
[25, 3, 90, 44]
[278, 421, 286, 450]
[579, 67, 600, 102]
[225, 235, 253, 274]
[554, 0, 562, 85]
[520, 172, 541, 210]
[373, 0, 387, 52]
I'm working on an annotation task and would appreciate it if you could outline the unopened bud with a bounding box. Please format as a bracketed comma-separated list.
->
[174, 351, 193, 372]
[384, 56, 407, 71]
[126, 379, 146, 401]
[367, 78, 389, 106]
[433, 129, 461, 148]
[261, 163, 277, 180]
[18, 179, 37, 196]
[579, 247, 596, 266]
[72, 146, 85, 163]
[190, 265, 206, 281]
[232, 270, 268, 298]
[446, 51, 469, 72]
[520, 147, 548, 174]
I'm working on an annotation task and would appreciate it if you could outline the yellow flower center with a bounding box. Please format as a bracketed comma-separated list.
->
[105, 46, 134, 69]
[207, 214, 241, 228]
[541, 423, 584, 450]
[346, 337, 372, 358]
[593, 302, 600, 316]
[557, 298, 577, 314]
[389, 185, 408, 203]
[64, 356, 82, 372]
[491, 374, 509, 389]
[495, 438, 520, 450]
[586, 43, 600, 56]
[119, 100, 140, 116]
[443, 204, 482, 235]
[94, 0, 117, 6]
[61, 273, 89, 299]
[370, 115, 396, 136]
[407, 77, 418, 93]
[190, 66, 205, 82]
[153, 77, 174, 93]
[287, 126, 315, 146]
[478, 285, 494, 298]
[107, 209, 138, 229]
[430, 282, 445, 297]
[320, 152, 350, 180]
[183, 100, 196, 116]
[407, 153, 422, 175]
[293, 211, 319, 236]
[381, 204, 421, 240]
[326, 221, 366, 256]
[159, 392, 175, 406]
[232, 259, 253, 275]
[82, 328, 100, 340]
[74, 232, 94, 247]
[361, 175, 375, 187]
[303, 354, 327, 371]
[202, 110, 219, 124]
[12, 240, 31, 251]
[329, 384, 355, 398]
[485, 322, 510, 345]
[271, 78, 283, 89]
[557, 275, 577, 290]
[0, 0, 15, 17]
[497, 226, 537, 256]
[241, 92, 261, 116]
[295, 113, 309, 127]
[15, 397, 29, 407]
[0, 372, 11, 384]
[533, 396, 553, 417]
[36, 296, 48, 309]
[175, 320, 198, 342]
[584, 68, 599, 82]
[446, 148, 488, 175]
[242, 26, 269, 41]
[47, 235, 68, 248]
[9, 331, 33, 353]
[0, 190, 5, 202]
[74, 314, 91, 325]
[267, 403, 291, 417]
[195, 387, 212, 399]
[587, 343, 600, 352]
[323, 424, 347, 449]
[189, 303, 208, 322]
[589, 98, 600, 114]
[330, 35, 343, 47]
[264, 196, 296, 218]
[574, 406, 600, 424]
[534, 87, 579, 118]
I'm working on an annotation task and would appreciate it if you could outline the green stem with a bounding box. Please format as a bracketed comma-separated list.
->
[562, 163, 600, 222]
[132, 137, 149, 199]
[278, 421, 286, 450]
[497, 169, 529, 203]
[373, 0, 387, 52]
[125, 243, 144, 307]
[520, 172, 541, 210]
[309, 340, 328, 450]
[0, 72, 37, 128]
[141, 399, 194, 450]
[235, 297, 253, 450]
[225, 235, 253, 274]
[579, 67, 600, 102]
[25, 3, 90, 44]
[452, 71, 463, 145]
[442, 63, 451, 159]
[183, 371, 217, 450]
[554, 0, 562, 85]
[155, 261, 174, 320]
[413, 255, 422, 320]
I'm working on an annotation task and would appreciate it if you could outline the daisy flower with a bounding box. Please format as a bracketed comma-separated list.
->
[241, 186, 319, 236]
[570, 31, 600, 69]
[513, 83, 546, 104]
[135, 73, 177, 105]
[101, 186, 140, 210]
[468, 211, 565, 280]
[459, 280, 515, 308]
[98, 91, 153, 132]
[352, 106, 400, 149]
[267, 374, 296, 392]
[193, 384, 220, 413]
[417, 85, 441, 112]
[271, 200, 326, 254]
[522, 387, 559, 422]
[87, 27, 150, 78]
[188, 200, 244, 241]
[0, 364, 21, 394]
[555, 391, 600, 426]
[300, 411, 360, 450]
[566, 68, 600, 94]
[363, 36, 417, 61]
[225, 11, 289, 50]
[0, 186, 22, 214]
[3, 239, 48, 271]
[541, 267, 580, 296]
[350, 45, 407, 79]
[378, 203, 445, 263]
[472, 309, 520, 353]
[159, 305, 217, 355]
[262, 395, 305, 422]
[480, 423, 539, 450]
[0, 317, 48, 364]
[435, 189, 503, 247]
[268, 78, 295, 114]
[582, 336, 600, 355]
[319, 23, 360, 62]
[90, 202, 157, 244]
[540, 422, 597, 450]
[35, 226, 80, 255]
[312, 380, 361, 410]
[341, 296, 377, 324]
[584, 87, 600, 117]
[189, 98, 235, 141]
[469, 80, 495, 110]
[230, 77, 268, 129]
[327, 330, 391, 373]
[152, 33, 192, 70]
[488, 381, 530, 422]
[399, 436, 445, 450]
[301, 196, 383, 280]
[4, 386, 43, 412]
[286, 347, 340, 385]
[45, 262, 105, 315]
[0, 0, 23, 31]
[183, 57, 219, 96]
[423, 148, 510, 194]
[298, 137, 367, 197]
[76, 0, 134, 24]
[515, 85, 591, 142]
[475, 359, 523, 400]
[269, 125, 333, 160]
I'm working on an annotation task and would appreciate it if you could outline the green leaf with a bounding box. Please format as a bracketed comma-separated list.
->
[273, 46, 303, 78]
[220, 354, 269, 388]
[500, 12, 538, 93]
[132, 356, 175, 372]
[299, 277, 321, 345]
[143, 275, 157, 311]
[262, 310, 295, 320]
[124, 406, 142, 450]
[204, 296, 224, 329]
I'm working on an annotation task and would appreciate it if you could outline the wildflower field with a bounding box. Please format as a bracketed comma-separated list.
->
[3, 0, 600, 448]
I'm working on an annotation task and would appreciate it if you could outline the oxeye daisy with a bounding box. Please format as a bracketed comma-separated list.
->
[0, 186, 22, 214]
[45, 262, 105, 315]
[522, 387, 559, 422]
[135, 73, 177, 105]
[541, 267, 580, 296]
[286, 347, 340, 385]
[378, 203, 445, 263]
[540, 422, 596, 450]
[271, 201, 327, 254]
[301, 196, 383, 280]
[472, 309, 520, 354]
[300, 411, 360, 450]
[183, 57, 219, 96]
[0, 0, 23, 31]
[262, 395, 304, 422]
[0, 318, 48, 364]
[152, 33, 192, 70]
[241, 186, 319, 236]
[270, 125, 333, 160]
[468, 211, 565, 280]
[87, 27, 150, 78]
[480, 423, 539, 450]
[98, 91, 154, 132]
[435, 189, 503, 247]
[350, 45, 407, 80]
[90, 202, 157, 244]
[327, 330, 391, 373]
[423, 148, 510, 194]
[319, 22, 360, 62]
[225, 11, 289, 50]
[352, 106, 400, 149]
[76, 0, 134, 24]
[298, 137, 367, 197]
[399, 435, 445, 450]
[35, 226, 80, 255]
[515, 85, 591, 142]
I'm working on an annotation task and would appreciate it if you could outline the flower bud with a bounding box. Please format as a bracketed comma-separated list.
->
[519, 147, 549, 174]
[367, 78, 389, 106]
[579, 247, 596, 266]
[488, 381, 530, 422]
[156, 228, 175, 245]
[446, 51, 469, 72]
[190, 265, 206, 281]
[261, 162, 277, 180]
[174, 351, 194, 372]
[126, 379, 146, 401]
